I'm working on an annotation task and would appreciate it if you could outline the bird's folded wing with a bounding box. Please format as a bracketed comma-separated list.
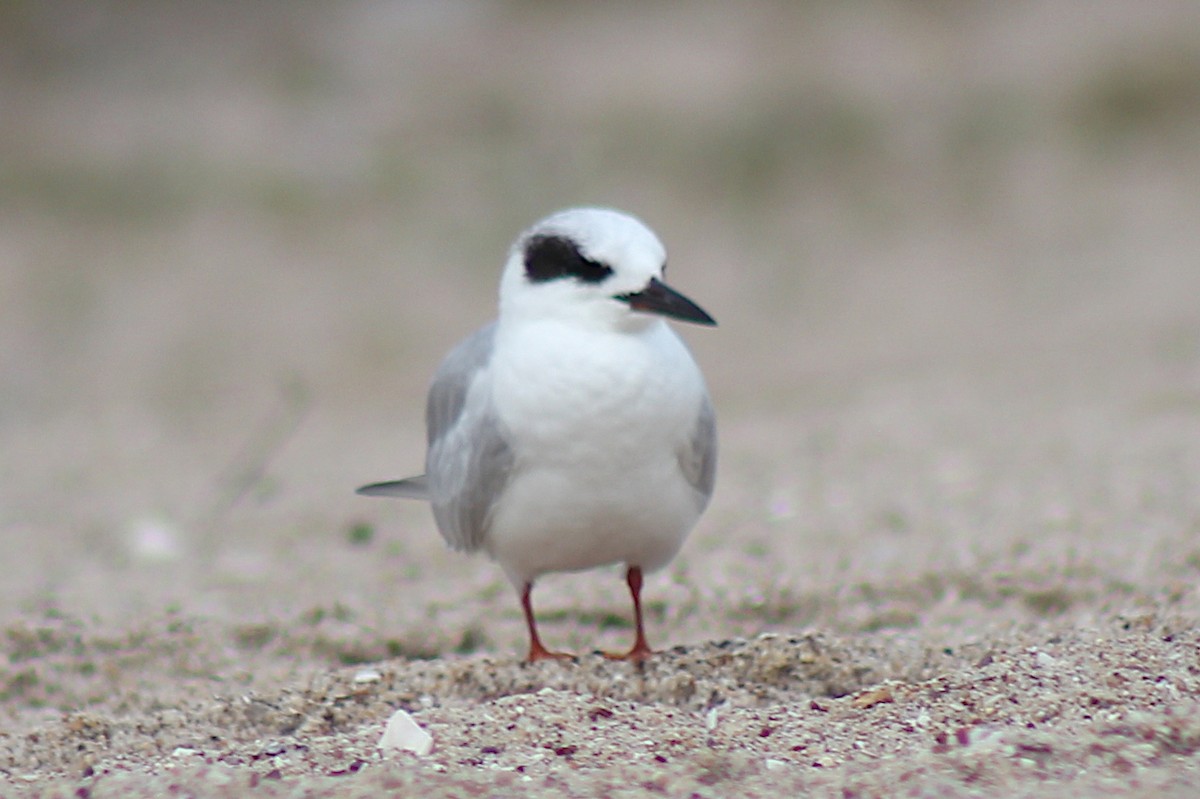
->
[678, 393, 717, 507]
[425, 323, 514, 552]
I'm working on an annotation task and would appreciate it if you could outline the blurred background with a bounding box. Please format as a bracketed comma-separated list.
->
[2, 2, 1199, 661]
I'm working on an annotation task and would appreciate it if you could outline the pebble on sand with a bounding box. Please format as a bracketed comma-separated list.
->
[379, 709, 433, 757]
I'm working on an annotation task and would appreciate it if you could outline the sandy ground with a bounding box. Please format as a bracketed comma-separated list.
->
[4, 2, 1200, 796]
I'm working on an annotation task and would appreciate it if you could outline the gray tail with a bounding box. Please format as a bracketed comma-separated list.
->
[355, 475, 429, 500]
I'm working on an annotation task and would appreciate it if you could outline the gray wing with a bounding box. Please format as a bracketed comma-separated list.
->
[679, 392, 717, 508]
[423, 323, 514, 552]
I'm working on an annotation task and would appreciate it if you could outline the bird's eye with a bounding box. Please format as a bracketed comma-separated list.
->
[523, 235, 614, 284]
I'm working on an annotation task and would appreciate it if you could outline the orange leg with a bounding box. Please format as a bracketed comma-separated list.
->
[521, 582, 574, 662]
[603, 566, 654, 661]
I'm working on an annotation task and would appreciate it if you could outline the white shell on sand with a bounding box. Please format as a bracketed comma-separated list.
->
[379, 708, 433, 757]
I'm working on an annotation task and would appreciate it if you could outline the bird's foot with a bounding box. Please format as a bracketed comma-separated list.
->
[525, 642, 576, 663]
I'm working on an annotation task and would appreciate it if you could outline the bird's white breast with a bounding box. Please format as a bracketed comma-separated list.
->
[484, 318, 707, 586]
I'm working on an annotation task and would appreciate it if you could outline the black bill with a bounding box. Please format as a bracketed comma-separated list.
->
[615, 277, 716, 326]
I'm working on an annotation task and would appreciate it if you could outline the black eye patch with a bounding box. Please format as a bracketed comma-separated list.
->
[523, 234, 614, 284]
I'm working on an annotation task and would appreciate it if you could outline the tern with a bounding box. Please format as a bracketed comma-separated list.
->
[357, 207, 716, 662]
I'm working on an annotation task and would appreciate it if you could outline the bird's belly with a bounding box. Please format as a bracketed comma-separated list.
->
[485, 458, 701, 586]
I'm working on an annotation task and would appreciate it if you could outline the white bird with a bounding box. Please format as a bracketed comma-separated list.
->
[358, 207, 716, 662]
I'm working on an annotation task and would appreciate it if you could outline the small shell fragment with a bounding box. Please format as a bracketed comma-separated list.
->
[379, 708, 433, 757]
[354, 668, 382, 684]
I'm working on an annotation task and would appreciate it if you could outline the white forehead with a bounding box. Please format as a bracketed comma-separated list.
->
[521, 207, 666, 282]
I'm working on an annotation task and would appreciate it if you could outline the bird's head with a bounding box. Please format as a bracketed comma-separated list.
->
[498, 207, 716, 332]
